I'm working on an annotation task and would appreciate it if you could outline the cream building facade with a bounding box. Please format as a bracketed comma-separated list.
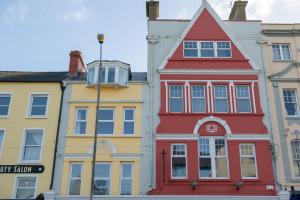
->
[262, 24, 300, 190]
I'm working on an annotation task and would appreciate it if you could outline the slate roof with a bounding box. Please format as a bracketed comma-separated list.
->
[0, 71, 69, 82]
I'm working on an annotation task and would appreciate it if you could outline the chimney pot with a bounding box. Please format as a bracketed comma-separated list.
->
[68, 50, 87, 76]
[146, 1, 159, 21]
[229, 1, 248, 21]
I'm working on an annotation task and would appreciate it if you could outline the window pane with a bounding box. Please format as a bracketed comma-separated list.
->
[122, 164, 132, 178]
[172, 145, 185, 155]
[77, 109, 87, 120]
[121, 180, 132, 195]
[69, 180, 81, 195]
[100, 68, 106, 83]
[199, 157, 212, 177]
[184, 42, 198, 57]
[283, 90, 298, 116]
[0, 96, 10, 105]
[123, 122, 134, 135]
[172, 157, 186, 177]
[272, 45, 281, 60]
[217, 42, 230, 48]
[95, 164, 110, 177]
[214, 86, 227, 98]
[291, 141, 300, 176]
[215, 139, 226, 156]
[16, 188, 35, 199]
[75, 122, 86, 134]
[170, 85, 182, 97]
[201, 49, 214, 57]
[88, 68, 95, 84]
[199, 138, 210, 156]
[94, 180, 110, 195]
[237, 99, 251, 112]
[125, 110, 134, 120]
[17, 177, 36, 187]
[215, 158, 228, 177]
[170, 99, 183, 112]
[214, 86, 228, 112]
[192, 85, 205, 97]
[97, 122, 114, 134]
[241, 157, 257, 177]
[217, 50, 231, 57]
[99, 110, 113, 120]
[71, 164, 82, 178]
[108, 68, 115, 83]
[25, 131, 43, 145]
[282, 45, 291, 60]
[119, 68, 128, 85]
[24, 146, 41, 160]
[0, 131, 3, 150]
[294, 160, 300, 177]
[32, 97, 47, 106]
[0, 106, 9, 116]
[192, 99, 205, 112]
[215, 99, 228, 112]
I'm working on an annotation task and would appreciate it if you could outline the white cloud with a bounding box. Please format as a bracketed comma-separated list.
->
[1, 0, 29, 25]
[62, 0, 89, 22]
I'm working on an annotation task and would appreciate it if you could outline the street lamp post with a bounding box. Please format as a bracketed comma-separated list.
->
[90, 33, 104, 200]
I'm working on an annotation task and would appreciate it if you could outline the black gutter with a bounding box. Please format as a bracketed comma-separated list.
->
[50, 82, 66, 190]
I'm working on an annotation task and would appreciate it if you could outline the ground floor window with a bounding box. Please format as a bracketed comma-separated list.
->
[120, 162, 133, 195]
[291, 140, 300, 177]
[239, 144, 258, 178]
[94, 163, 111, 195]
[199, 137, 229, 178]
[15, 176, 37, 199]
[171, 144, 187, 178]
[68, 163, 82, 195]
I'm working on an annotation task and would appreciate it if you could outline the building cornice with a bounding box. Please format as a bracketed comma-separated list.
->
[156, 134, 270, 141]
[262, 29, 300, 37]
[158, 69, 260, 75]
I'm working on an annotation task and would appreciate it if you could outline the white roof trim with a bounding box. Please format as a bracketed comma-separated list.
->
[157, 0, 260, 71]
[158, 69, 260, 75]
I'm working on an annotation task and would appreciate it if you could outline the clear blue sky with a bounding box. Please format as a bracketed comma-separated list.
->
[0, 0, 299, 72]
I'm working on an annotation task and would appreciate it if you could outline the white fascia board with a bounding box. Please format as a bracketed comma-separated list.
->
[158, 69, 260, 75]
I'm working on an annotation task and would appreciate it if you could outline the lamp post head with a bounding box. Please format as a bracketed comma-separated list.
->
[97, 33, 104, 44]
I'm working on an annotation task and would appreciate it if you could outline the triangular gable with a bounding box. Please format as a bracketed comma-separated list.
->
[159, 0, 259, 71]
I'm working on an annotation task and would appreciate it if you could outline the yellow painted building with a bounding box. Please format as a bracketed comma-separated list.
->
[52, 56, 148, 198]
[0, 72, 67, 199]
[262, 24, 300, 190]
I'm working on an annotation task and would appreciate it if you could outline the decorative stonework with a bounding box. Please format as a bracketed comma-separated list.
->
[193, 116, 232, 135]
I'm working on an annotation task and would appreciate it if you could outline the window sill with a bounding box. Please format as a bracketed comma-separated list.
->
[273, 60, 292, 62]
[26, 116, 48, 119]
[240, 178, 261, 182]
[285, 116, 300, 120]
[197, 178, 232, 182]
[0, 116, 9, 119]
[19, 160, 42, 164]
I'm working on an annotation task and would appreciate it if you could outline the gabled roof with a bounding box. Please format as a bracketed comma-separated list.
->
[0, 71, 68, 82]
[158, 0, 259, 71]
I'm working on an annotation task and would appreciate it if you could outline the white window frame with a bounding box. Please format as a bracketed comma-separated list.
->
[191, 85, 206, 113]
[120, 162, 134, 195]
[183, 41, 198, 58]
[198, 137, 229, 179]
[169, 85, 183, 113]
[27, 93, 49, 118]
[74, 108, 88, 135]
[13, 175, 38, 199]
[122, 108, 135, 135]
[94, 163, 112, 196]
[97, 108, 115, 135]
[67, 162, 83, 196]
[283, 89, 299, 116]
[0, 128, 5, 158]
[236, 85, 252, 113]
[0, 93, 12, 118]
[20, 129, 44, 163]
[171, 144, 188, 179]
[214, 85, 229, 113]
[183, 41, 232, 58]
[272, 44, 291, 61]
[239, 143, 258, 179]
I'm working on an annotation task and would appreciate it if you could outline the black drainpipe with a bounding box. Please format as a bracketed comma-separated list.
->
[50, 82, 66, 190]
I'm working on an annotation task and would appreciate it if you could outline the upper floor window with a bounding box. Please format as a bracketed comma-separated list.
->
[0, 94, 11, 117]
[199, 137, 229, 178]
[87, 62, 129, 87]
[283, 89, 299, 116]
[97, 109, 114, 135]
[272, 44, 291, 61]
[183, 41, 231, 58]
[28, 94, 48, 117]
[74, 108, 87, 135]
[15, 177, 37, 199]
[192, 85, 205, 113]
[240, 144, 257, 178]
[214, 85, 228, 113]
[123, 109, 135, 135]
[68, 163, 82, 195]
[94, 163, 111, 195]
[22, 129, 43, 162]
[171, 144, 187, 178]
[170, 85, 183, 113]
[236, 85, 251, 113]
[291, 140, 300, 177]
[184, 42, 198, 57]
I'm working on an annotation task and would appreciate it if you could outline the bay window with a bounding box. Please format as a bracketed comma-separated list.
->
[199, 137, 228, 178]
[171, 144, 187, 178]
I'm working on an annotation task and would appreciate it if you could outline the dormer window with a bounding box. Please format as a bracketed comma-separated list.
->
[183, 41, 232, 58]
[87, 61, 130, 87]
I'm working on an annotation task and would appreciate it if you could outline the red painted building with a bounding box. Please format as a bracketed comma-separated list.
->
[148, 1, 276, 197]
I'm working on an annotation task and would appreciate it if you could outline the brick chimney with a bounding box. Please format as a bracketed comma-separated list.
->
[146, 1, 159, 21]
[68, 50, 87, 76]
[229, 1, 248, 21]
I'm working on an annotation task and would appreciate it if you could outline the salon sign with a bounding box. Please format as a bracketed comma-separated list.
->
[0, 165, 44, 174]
